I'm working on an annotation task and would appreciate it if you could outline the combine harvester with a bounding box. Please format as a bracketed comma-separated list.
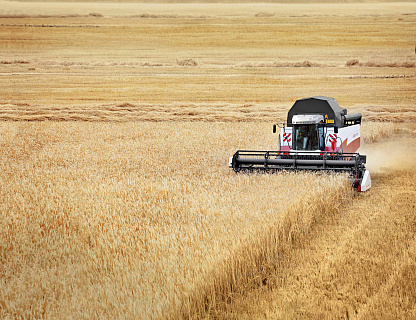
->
[229, 96, 371, 191]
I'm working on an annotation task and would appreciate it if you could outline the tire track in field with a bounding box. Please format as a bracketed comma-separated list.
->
[216, 135, 416, 319]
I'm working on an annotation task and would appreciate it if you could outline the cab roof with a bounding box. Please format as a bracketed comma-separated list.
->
[287, 96, 347, 127]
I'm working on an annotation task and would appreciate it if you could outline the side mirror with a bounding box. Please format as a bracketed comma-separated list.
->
[273, 124, 277, 133]
[334, 125, 338, 134]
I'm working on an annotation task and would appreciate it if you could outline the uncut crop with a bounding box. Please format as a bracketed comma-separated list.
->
[0, 122, 350, 319]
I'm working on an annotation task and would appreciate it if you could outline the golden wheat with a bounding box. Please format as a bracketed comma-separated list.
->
[361, 121, 395, 144]
[226, 168, 416, 319]
[0, 122, 351, 319]
[1, 2, 415, 319]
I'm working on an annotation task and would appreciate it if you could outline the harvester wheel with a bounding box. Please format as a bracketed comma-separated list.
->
[352, 179, 360, 190]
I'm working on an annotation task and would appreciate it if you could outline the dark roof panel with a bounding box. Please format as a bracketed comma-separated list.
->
[287, 96, 346, 127]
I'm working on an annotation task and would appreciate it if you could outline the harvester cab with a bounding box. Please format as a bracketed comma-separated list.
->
[229, 96, 371, 192]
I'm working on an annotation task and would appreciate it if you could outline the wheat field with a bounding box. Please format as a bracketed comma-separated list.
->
[1, 1, 416, 319]
[0, 121, 353, 319]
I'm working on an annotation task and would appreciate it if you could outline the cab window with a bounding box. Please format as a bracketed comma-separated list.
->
[293, 124, 319, 150]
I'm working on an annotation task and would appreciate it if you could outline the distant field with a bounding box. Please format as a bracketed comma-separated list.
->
[1, 1, 415, 118]
[0, 1, 415, 319]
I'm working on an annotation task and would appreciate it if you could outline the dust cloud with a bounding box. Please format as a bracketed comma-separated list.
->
[361, 135, 416, 173]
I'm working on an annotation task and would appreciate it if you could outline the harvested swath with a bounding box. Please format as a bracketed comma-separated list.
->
[129, 13, 179, 18]
[0, 60, 30, 64]
[2, 103, 414, 124]
[360, 106, 416, 123]
[237, 60, 323, 68]
[346, 59, 360, 66]
[177, 58, 199, 67]
[0, 13, 103, 18]
[254, 12, 275, 17]
[0, 102, 287, 123]
[346, 59, 415, 68]
[36, 60, 167, 67]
